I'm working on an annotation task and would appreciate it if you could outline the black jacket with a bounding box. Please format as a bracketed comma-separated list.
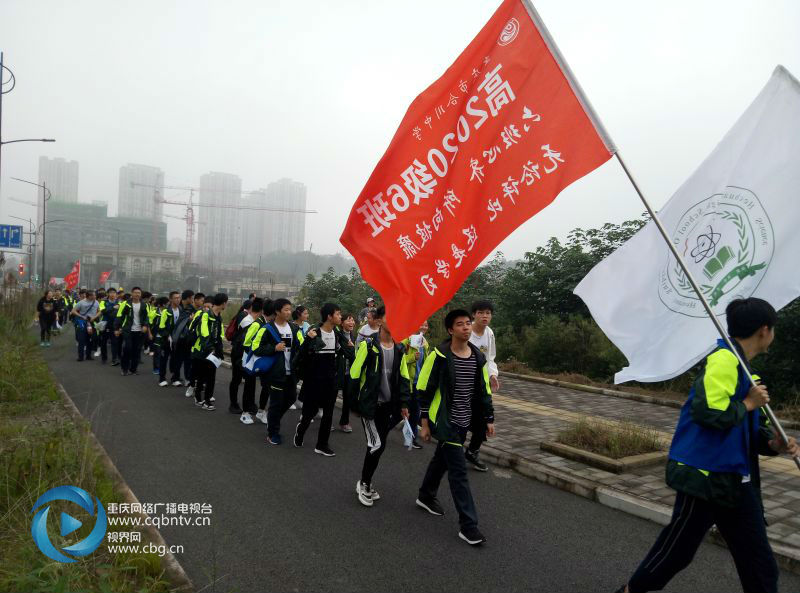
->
[113, 300, 149, 334]
[348, 334, 411, 420]
[251, 320, 304, 384]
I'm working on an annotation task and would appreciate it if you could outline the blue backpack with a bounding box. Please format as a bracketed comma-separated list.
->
[242, 323, 283, 376]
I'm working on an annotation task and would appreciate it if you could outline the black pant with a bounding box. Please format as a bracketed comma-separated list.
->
[468, 419, 486, 453]
[361, 402, 400, 486]
[419, 426, 479, 531]
[121, 331, 144, 373]
[194, 359, 217, 404]
[257, 374, 271, 410]
[266, 375, 297, 438]
[296, 377, 338, 449]
[100, 328, 118, 362]
[39, 316, 54, 341]
[158, 341, 171, 381]
[170, 344, 191, 383]
[76, 325, 92, 360]
[628, 484, 778, 593]
[229, 352, 245, 407]
[241, 374, 259, 414]
[338, 384, 351, 426]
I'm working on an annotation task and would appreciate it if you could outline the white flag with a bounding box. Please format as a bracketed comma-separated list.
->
[575, 66, 800, 384]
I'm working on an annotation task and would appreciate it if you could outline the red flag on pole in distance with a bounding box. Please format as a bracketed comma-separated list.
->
[99, 270, 112, 285]
[340, 0, 615, 339]
[64, 261, 80, 291]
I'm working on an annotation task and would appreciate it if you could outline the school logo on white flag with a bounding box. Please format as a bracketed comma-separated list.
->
[659, 186, 774, 317]
[575, 65, 800, 384]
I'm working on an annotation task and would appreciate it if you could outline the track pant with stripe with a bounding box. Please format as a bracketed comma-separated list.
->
[628, 483, 778, 593]
[361, 402, 400, 487]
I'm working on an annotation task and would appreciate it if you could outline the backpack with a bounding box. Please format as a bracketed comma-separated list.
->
[225, 315, 239, 342]
[242, 323, 282, 376]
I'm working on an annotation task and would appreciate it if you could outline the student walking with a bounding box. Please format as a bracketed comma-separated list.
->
[415, 309, 495, 546]
[97, 287, 121, 364]
[191, 293, 228, 411]
[36, 290, 57, 346]
[228, 298, 255, 414]
[240, 299, 270, 425]
[615, 298, 799, 593]
[293, 303, 346, 457]
[154, 295, 176, 387]
[72, 290, 100, 362]
[114, 287, 149, 376]
[169, 290, 195, 387]
[349, 307, 411, 506]
[249, 298, 304, 445]
[336, 312, 357, 432]
[465, 300, 500, 472]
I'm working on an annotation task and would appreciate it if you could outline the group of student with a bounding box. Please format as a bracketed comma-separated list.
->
[36, 286, 800, 590]
[36, 286, 502, 546]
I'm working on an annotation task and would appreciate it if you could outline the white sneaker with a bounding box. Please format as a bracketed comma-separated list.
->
[172, 380, 182, 387]
[185, 386, 195, 398]
[356, 480, 373, 507]
[255, 410, 268, 424]
[94, 349, 101, 357]
[159, 380, 168, 387]
[367, 485, 380, 501]
[316, 410, 323, 419]
[240, 412, 254, 425]
[148, 351, 154, 357]
[289, 403, 297, 410]
[183, 380, 190, 387]
[209, 396, 215, 403]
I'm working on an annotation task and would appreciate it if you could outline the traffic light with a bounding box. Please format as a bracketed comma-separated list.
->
[18, 263, 25, 276]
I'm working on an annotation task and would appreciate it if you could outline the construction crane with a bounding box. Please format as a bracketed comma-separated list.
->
[130, 182, 316, 265]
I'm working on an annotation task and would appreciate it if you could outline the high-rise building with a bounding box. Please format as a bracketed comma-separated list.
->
[241, 178, 307, 257]
[38, 157, 78, 203]
[118, 163, 164, 219]
[196, 172, 242, 264]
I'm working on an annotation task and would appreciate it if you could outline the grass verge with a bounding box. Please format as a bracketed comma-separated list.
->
[556, 417, 662, 459]
[0, 293, 171, 593]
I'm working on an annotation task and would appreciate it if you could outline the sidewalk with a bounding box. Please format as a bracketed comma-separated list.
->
[483, 375, 800, 570]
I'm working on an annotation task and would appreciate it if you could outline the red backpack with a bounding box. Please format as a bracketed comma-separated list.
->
[225, 315, 239, 342]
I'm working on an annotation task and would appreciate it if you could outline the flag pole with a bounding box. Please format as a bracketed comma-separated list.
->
[521, 0, 799, 469]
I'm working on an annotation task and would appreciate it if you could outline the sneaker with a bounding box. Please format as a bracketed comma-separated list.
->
[202, 402, 216, 411]
[314, 446, 336, 457]
[95, 349, 101, 357]
[148, 351, 154, 357]
[184, 380, 190, 387]
[356, 480, 373, 507]
[45, 341, 51, 347]
[194, 400, 204, 407]
[229, 404, 243, 414]
[367, 484, 380, 501]
[255, 410, 268, 424]
[159, 380, 169, 387]
[411, 439, 423, 450]
[111, 360, 120, 366]
[152, 369, 160, 375]
[316, 410, 323, 418]
[416, 497, 444, 516]
[465, 449, 489, 472]
[267, 434, 281, 446]
[339, 424, 353, 433]
[40, 341, 45, 347]
[293, 423, 304, 448]
[185, 386, 195, 398]
[240, 412, 254, 425]
[130, 370, 139, 376]
[172, 380, 182, 387]
[289, 403, 298, 410]
[458, 528, 486, 546]
[209, 396, 215, 403]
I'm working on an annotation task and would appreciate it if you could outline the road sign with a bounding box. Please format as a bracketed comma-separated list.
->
[0, 224, 23, 249]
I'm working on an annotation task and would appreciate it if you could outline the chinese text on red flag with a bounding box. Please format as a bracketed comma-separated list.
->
[340, 0, 613, 338]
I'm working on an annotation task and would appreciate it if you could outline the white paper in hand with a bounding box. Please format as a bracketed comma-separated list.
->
[402, 419, 415, 450]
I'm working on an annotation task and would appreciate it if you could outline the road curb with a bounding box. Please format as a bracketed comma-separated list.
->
[502, 371, 800, 430]
[55, 382, 195, 593]
[480, 443, 800, 576]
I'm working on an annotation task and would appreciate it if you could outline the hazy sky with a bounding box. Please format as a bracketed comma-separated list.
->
[1, 0, 798, 260]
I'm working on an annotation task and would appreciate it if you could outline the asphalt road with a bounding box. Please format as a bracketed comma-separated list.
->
[43, 337, 800, 593]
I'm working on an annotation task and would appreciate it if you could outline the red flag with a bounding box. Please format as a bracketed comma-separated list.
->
[99, 270, 112, 285]
[340, 0, 613, 338]
[64, 260, 80, 291]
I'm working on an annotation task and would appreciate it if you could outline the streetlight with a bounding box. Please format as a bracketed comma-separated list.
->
[9, 214, 34, 289]
[0, 53, 56, 213]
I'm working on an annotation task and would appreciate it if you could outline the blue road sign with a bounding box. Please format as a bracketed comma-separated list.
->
[0, 224, 23, 249]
